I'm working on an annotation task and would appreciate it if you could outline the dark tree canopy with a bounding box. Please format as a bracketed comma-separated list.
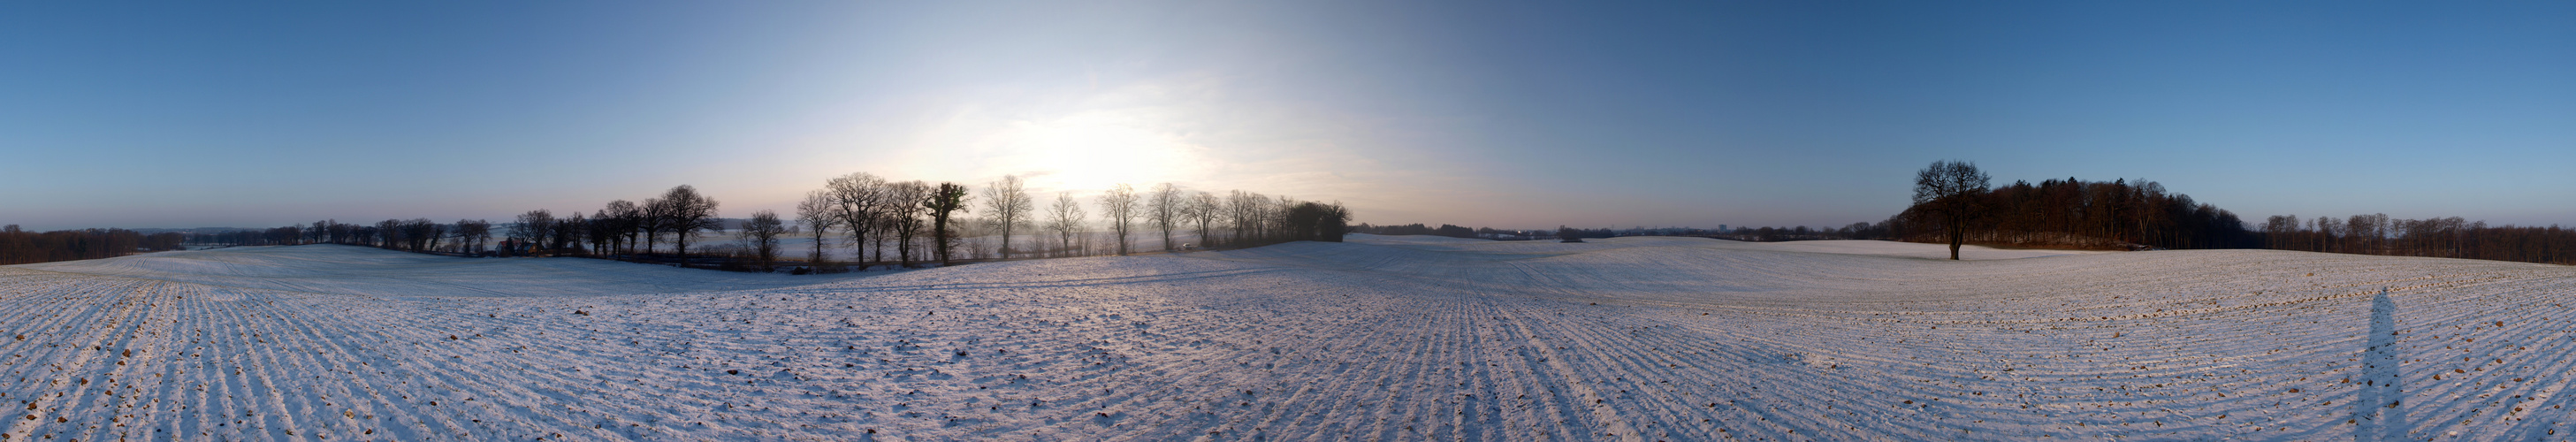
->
[1912, 160, 1990, 260]
[1280, 202, 1352, 243]
[924, 182, 972, 266]
[656, 185, 721, 266]
[0, 225, 185, 265]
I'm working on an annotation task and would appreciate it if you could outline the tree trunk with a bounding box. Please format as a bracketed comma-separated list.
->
[1947, 218, 1966, 260]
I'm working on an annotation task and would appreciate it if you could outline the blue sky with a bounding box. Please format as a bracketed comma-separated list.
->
[4, 1, 2572, 231]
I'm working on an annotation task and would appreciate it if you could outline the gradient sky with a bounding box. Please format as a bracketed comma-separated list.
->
[4, 1, 2572, 232]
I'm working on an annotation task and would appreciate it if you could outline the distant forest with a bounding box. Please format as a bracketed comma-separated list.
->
[1854, 164, 2574, 264]
[1885, 176, 2572, 264]
[1588, 168, 2575, 266]
[0, 225, 186, 265]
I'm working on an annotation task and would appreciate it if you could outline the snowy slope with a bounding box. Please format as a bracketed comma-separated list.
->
[2, 238, 2572, 440]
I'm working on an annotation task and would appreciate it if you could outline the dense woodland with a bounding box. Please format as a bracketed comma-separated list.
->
[165, 175, 1352, 272]
[1698, 165, 2572, 266]
[1883, 170, 2575, 264]
[0, 225, 186, 265]
[1894, 177, 2260, 250]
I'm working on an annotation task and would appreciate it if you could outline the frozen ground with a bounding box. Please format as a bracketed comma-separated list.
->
[3, 235, 2572, 440]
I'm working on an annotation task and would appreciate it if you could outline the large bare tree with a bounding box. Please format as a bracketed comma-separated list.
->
[1913, 160, 1991, 260]
[1187, 191, 1220, 248]
[1100, 184, 1138, 255]
[657, 185, 721, 266]
[1147, 183, 1182, 252]
[1047, 191, 1087, 257]
[981, 175, 1033, 260]
[827, 172, 888, 269]
[885, 180, 930, 267]
[637, 197, 669, 255]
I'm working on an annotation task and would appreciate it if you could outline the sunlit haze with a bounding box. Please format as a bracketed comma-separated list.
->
[4, 1, 2572, 231]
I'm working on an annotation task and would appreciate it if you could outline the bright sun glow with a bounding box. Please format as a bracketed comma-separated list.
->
[987, 110, 1208, 194]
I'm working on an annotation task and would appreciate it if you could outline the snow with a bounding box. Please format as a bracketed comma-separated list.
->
[4, 237, 2573, 440]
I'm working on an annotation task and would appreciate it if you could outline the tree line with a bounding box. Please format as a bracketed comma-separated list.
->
[1706, 223, 1895, 242]
[1350, 222, 1892, 242]
[769, 173, 1351, 273]
[2256, 214, 2575, 264]
[189, 218, 495, 254]
[0, 225, 186, 265]
[1894, 160, 2573, 264]
[1350, 224, 1570, 240]
[1353, 223, 1479, 238]
[171, 176, 1353, 272]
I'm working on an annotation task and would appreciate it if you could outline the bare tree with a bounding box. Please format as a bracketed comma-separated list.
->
[740, 210, 786, 272]
[637, 197, 673, 255]
[323, 220, 350, 244]
[795, 190, 835, 266]
[452, 219, 489, 254]
[583, 211, 619, 255]
[1147, 183, 1182, 252]
[421, 219, 446, 251]
[885, 180, 930, 267]
[397, 218, 438, 251]
[1226, 190, 1262, 245]
[1100, 184, 1139, 255]
[925, 182, 972, 266]
[1046, 192, 1087, 257]
[511, 210, 553, 254]
[553, 211, 587, 252]
[1187, 191, 1220, 248]
[593, 200, 635, 256]
[827, 172, 888, 269]
[375, 220, 403, 249]
[1271, 194, 1294, 242]
[959, 216, 993, 260]
[657, 185, 721, 266]
[981, 175, 1033, 260]
[1912, 160, 1991, 260]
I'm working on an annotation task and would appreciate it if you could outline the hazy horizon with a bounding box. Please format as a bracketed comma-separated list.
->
[6, 1, 2572, 232]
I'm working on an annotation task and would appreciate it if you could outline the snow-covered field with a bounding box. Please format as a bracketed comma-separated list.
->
[4, 234, 2572, 440]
